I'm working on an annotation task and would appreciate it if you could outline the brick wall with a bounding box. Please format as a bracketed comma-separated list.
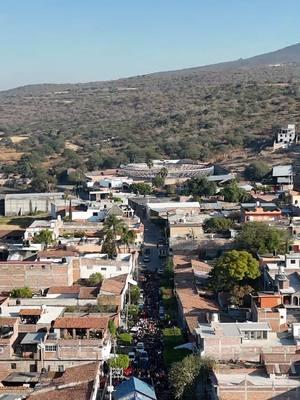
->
[0, 262, 73, 291]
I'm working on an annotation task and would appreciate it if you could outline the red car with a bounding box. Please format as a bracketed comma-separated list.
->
[123, 366, 134, 377]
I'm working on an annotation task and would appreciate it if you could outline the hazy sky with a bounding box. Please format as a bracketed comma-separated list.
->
[0, 0, 299, 90]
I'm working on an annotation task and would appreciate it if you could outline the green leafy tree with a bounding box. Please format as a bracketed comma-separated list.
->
[130, 286, 140, 304]
[30, 170, 57, 192]
[88, 272, 104, 286]
[182, 176, 217, 197]
[32, 229, 54, 246]
[11, 287, 33, 298]
[244, 161, 270, 181]
[208, 250, 260, 291]
[230, 284, 254, 306]
[101, 230, 117, 259]
[128, 305, 139, 318]
[152, 174, 165, 188]
[118, 332, 133, 345]
[169, 355, 215, 399]
[203, 217, 234, 233]
[220, 181, 251, 202]
[130, 182, 152, 195]
[108, 320, 117, 338]
[108, 354, 130, 369]
[236, 222, 288, 255]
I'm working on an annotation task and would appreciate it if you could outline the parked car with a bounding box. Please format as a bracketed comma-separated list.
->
[123, 366, 134, 377]
[139, 350, 149, 362]
[159, 306, 165, 320]
[130, 326, 139, 334]
[128, 351, 136, 362]
[136, 342, 145, 351]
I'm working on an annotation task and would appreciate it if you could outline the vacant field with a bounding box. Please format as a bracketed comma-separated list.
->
[9, 135, 28, 144]
[0, 214, 49, 230]
[0, 149, 23, 162]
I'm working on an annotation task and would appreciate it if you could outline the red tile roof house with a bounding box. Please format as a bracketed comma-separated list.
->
[241, 201, 282, 223]
[26, 361, 100, 400]
[42, 315, 112, 371]
[99, 274, 130, 311]
[173, 255, 219, 341]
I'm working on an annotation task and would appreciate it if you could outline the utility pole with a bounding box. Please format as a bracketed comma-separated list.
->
[125, 284, 131, 331]
[107, 368, 113, 400]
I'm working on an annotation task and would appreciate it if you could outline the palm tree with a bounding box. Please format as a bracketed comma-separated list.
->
[159, 167, 168, 179]
[146, 159, 153, 170]
[103, 215, 125, 240]
[120, 227, 137, 251]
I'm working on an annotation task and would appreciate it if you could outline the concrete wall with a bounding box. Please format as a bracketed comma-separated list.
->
[3, 193, 63, 216]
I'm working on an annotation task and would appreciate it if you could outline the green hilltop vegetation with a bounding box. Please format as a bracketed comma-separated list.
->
[0, 43, 300, 176]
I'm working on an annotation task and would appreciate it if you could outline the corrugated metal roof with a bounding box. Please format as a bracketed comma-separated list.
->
[114, 377, 157, 400]
[272, 165, 293, 177]
[21, 332, 46, 345]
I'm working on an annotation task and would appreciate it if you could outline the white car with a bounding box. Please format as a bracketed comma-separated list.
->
[128, 352, 136, 362]
[130, 326, 139, 334]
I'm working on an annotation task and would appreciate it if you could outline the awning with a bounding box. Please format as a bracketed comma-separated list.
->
[174, 342, 194, 351]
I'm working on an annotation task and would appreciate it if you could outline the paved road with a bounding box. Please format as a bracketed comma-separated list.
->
[141, 220, 165, 273]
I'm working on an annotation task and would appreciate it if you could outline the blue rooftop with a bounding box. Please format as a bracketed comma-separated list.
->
[113, 377, 157, 400]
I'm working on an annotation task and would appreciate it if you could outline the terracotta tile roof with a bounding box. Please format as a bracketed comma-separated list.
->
[38, 249, 79, 258]
[173, 254, 219, 332]
[0, 317, 18, 326]
[100, 274, 127, 295]
[191, 259, 212, 273]
[54, 316, 109, 330]
[176, 288, 219, 312]
[79, 286, 99, 299]
[19, 309, 42, 316]
[53, 361, 99, 385]
[47, 286, 81, 295]
[28, 362, 99, 399]
[27, 382, 94, 400]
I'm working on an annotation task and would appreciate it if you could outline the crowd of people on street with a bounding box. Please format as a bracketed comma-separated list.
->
[130, 270, 170, 399]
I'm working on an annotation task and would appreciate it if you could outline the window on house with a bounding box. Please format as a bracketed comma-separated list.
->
[291, 260, 296, 264]
[45, 345, 57, 352]
[93, 212, 98, 217]
[256, 331, 263, 340]
[101, 267, 107, 271]
[11, 363, 16, 370]
[263, 331, 268, 339]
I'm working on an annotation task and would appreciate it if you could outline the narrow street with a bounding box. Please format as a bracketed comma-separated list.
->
[132, 218, 171, 399]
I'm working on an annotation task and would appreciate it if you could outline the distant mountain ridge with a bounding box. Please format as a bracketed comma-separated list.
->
[1, 42, 300, 93]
